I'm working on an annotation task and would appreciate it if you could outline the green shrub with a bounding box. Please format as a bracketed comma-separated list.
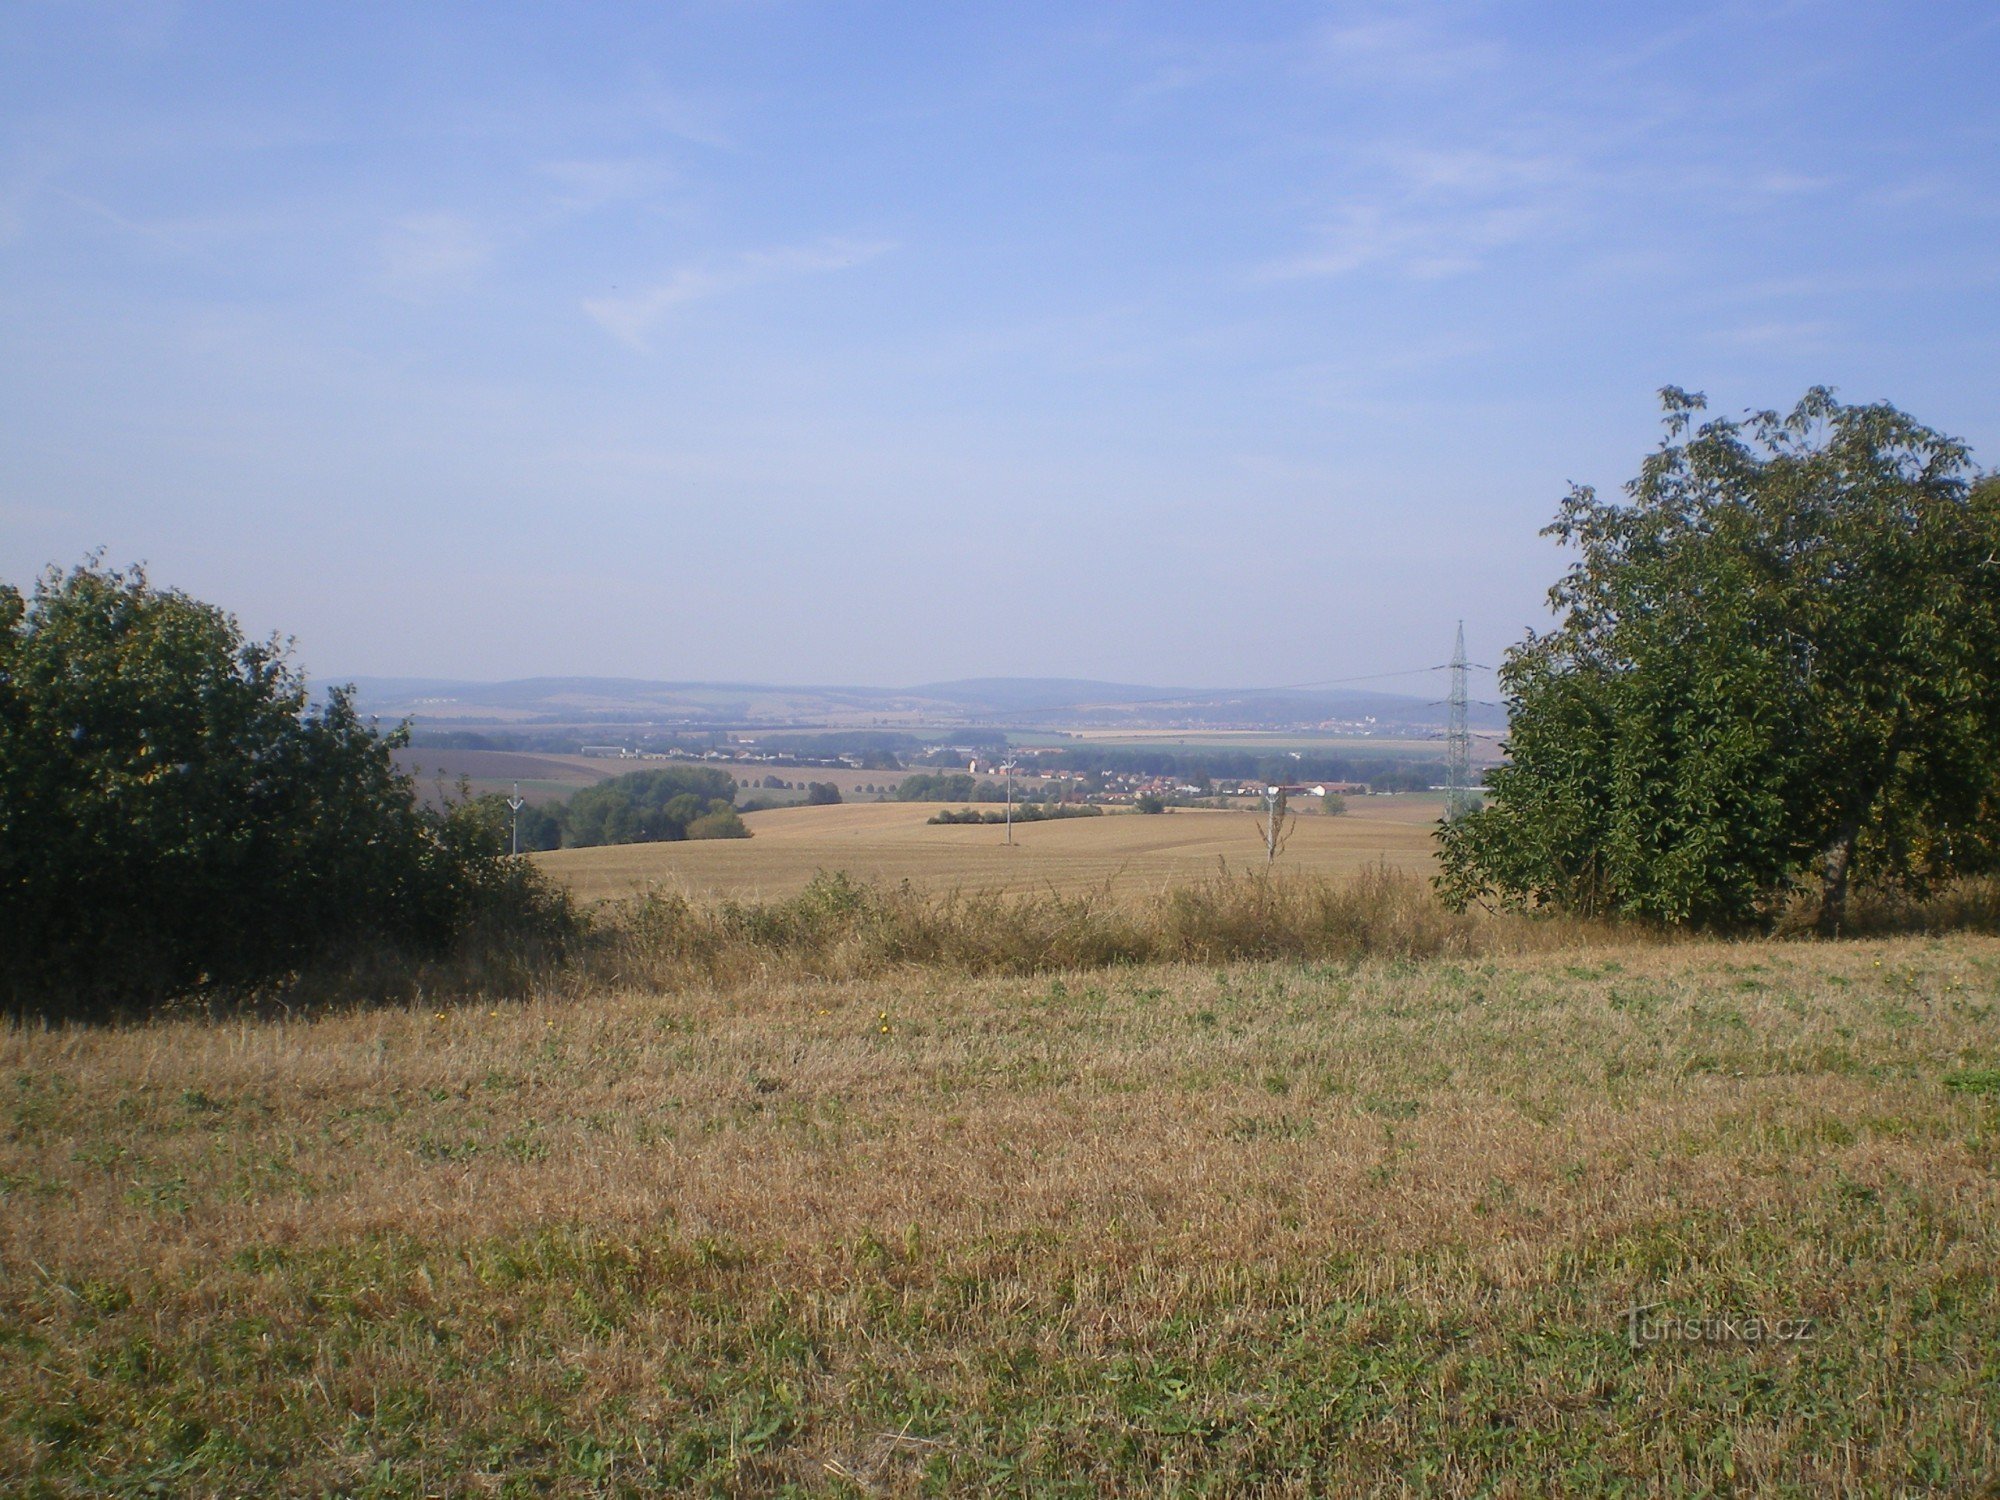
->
[0, 560, 575, 1017]
[927, 804, 1104, 825]
[685, 806, 750, 840]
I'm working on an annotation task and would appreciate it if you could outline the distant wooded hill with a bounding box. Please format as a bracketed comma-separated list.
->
[338, 675, 1505, 731]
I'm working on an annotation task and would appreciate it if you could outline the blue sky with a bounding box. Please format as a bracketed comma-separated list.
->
[3, 2, 1996, 693]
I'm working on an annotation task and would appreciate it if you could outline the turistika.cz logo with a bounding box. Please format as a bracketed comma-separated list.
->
[1624, 1303, 1818, 1350]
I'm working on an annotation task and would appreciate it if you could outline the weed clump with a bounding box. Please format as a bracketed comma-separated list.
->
[584, 866, 1573, 992]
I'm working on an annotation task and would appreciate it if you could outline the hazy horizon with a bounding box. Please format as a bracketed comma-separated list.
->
[4, 2, 1996, 698]
[334, 669, 1465, 698]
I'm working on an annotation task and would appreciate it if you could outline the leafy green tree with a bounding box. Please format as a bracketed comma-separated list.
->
[519, 801, 564, 851]
[1438, 390, 2000, 930]
[686, 806, 749, 839]
[561, 767, 746, 847]
[805, 781, 842, 805]
[467, 792, 562, 852]
[0, 560, 570, 1013]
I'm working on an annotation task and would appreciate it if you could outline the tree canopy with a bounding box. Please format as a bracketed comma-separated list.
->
[0, 560, 569, 1013]
[1438, 388, 2000, 931]
[560, 767, 748, 847]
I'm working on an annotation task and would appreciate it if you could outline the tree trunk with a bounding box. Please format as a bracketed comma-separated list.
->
[1818, 704, 1910, 937]
[1817, 818, 1860, 937]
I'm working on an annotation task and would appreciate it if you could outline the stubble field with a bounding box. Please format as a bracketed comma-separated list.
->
[534, 800, 1444, 904]
[2, 932, 1998, 1494]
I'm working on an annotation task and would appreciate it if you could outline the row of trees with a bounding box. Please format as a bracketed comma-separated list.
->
[926, 804, 1104, 825]
[894, 772, 1031, 803]
[1439, 389, 2000, 932]
[747, 776, 844, 799]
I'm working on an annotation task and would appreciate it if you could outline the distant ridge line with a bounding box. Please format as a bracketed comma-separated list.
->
[334, 673, 1508, 731]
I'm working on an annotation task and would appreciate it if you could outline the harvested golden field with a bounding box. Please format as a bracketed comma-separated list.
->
[535, 799, 1443, 904]
[3, 936, 1998, 1493]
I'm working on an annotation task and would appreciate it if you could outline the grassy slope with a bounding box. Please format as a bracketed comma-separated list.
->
[535, 801, 1443, 904]
[3, 938, 1998, 1495]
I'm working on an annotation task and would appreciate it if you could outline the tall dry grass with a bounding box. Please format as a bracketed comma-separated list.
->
[1769, 874, 2000, 939]
[130, 867, 2000, 1022]
[576, 866, 1612, 995]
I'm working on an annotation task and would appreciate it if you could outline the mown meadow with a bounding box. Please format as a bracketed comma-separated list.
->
[3, 910, 1998, 1495]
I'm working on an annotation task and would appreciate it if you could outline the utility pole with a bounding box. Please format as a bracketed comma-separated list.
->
[1003, 761, 1018, 845]
[1445, 622, 1473, 822]
[506, 781, 526, 856]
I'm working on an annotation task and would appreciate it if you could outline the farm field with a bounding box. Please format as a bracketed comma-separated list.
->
[534, 798, 1446, 903]
[391, 749, 625, 807]
[1017, 728, 1502, 760]
[3, 936, 1997, 1492]
[390, 751, 929, 809]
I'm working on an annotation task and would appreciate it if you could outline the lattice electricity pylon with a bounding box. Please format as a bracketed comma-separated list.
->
[1444, 622, 1475, 822]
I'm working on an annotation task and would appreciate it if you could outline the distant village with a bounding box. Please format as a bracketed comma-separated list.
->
[573, 740, 1391, 805]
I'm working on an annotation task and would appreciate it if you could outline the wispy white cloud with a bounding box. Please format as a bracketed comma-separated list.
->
[31, 185, 321, 268]
[1868, 170, 2000, 219]
[1262, 146, 1577, 282]
[1378, 145, 1573, 197]
[1704, 318, 1836, 351]
[537, 157, 675, 213]
[379, 212, 493, 291]
[1304, 12, 1507, 87]
[1266, 8, 1855, 287]
[583, 238, 894, 350]
[0, 148, 65, 245]
[1751, 171, 1834, 196]
[1122, 58, 1226, 107]
[1264, 4, 1603, 284]
[624, 76, 737, 151]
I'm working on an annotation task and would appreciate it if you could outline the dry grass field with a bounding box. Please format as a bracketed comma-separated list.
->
[3, 934, 1998, 1493]
[535, 800, 1444, 905]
